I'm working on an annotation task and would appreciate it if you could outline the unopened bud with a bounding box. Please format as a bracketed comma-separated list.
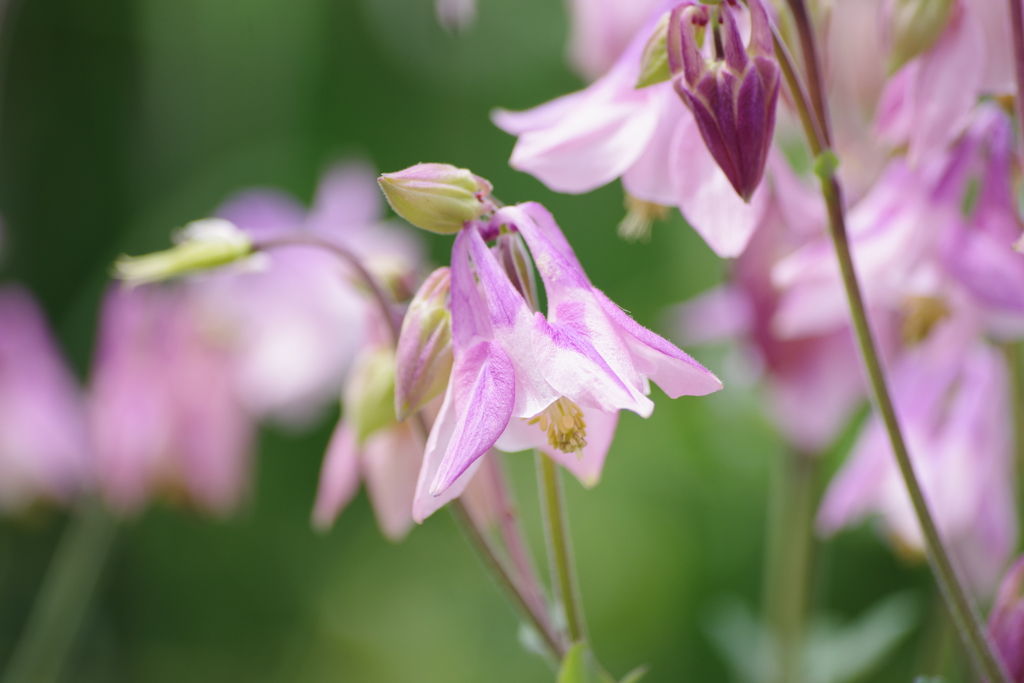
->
[885, 0, 954, 73]
[989, 556, 1024, 681]
[394, 267, 453, 420]
[344, 346, 398, 443]
[668, 0, 780, 201]
[495, 232, 540, 311]
[113, 219, 253, 284]
[378, 163, 495, 234]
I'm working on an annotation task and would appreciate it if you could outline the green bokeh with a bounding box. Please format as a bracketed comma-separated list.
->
[0, 0, 936, 681]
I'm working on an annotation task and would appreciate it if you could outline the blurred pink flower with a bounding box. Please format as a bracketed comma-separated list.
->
[989, 555, 1024, 681]
[89, 285, 254, 515]
[493, 5, 778, 257]
[413, 202, 722, 521]
[676, 159, 864, 453]
[207, 161, 423, 426]
[817, 310, 1016, 595]
[0, 285, 90, 511]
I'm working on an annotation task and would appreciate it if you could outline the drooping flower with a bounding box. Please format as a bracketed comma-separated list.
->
[0, 285, 91, 512]
[398, 191, 722, 522]
[492, 2, 780, 257]
[666, 0, 781, 201]
[203, 161, 424, 426]
[88, 284, 254, 515]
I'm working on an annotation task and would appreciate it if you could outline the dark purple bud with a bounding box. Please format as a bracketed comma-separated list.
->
[668, 0, 781, 201]
[990, 556, 1024, 681]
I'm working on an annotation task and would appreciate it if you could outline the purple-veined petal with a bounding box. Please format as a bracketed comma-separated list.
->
[412, 380, 485, 522]
[311, 420, 362, 531]
[430, 340, 515, 495]
[594, 289, 723, 397]
[450, 228, 494, 351]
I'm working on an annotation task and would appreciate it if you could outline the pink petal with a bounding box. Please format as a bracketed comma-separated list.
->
[311, 420, 362, 531]
[671, 285, 755, 345]
[430, 340, 516, 495]
[215, 189, 306, 239]
[362, 422, 422, 541]
[306, 160, 384, 237]
[412, 381, 485, 522]
[622, 88, 688, 206]
[670, 115, 769, 257]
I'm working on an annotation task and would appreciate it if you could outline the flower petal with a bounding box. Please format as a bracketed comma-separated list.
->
[362, 422, 422, 541]
[311, 420, 362, 531]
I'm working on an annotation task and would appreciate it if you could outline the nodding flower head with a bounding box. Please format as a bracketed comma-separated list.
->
[664, 0, 780, 201]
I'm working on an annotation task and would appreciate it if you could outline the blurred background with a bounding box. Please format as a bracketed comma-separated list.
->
[0, 0, 936, 680]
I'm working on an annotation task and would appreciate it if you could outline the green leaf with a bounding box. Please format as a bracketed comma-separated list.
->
[557, 643, 590, 683]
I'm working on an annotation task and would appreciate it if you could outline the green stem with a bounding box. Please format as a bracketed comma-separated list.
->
[774, 2, 1012, 678]
[762, 450, 817, 683]
[2, 499, 117, 683]
[450, 499, 566, 659]
[1005, 343, 1024, 527]
[537, 452, 586, 644]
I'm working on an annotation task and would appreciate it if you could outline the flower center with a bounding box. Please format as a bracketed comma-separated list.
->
[528, 397, 587, 455]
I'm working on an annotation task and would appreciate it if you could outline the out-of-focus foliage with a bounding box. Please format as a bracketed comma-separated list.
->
[0, 0, 937, 681]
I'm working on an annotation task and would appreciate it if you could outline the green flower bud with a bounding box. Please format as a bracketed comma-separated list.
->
[113, 218, 253, 284]
[378, 163, 494, 234]
[394, 267, 453, 420]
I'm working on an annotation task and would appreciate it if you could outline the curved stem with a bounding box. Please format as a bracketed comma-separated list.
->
[538, 452, 586, 644]
[1007, 0, 1024, 147]
[781, 0, 831, 147]
[2, 499, 117, 683]
[776, 2, 1011, 679]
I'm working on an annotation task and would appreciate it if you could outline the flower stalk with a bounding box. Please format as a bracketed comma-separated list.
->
[774, 2, 1013, 680]
[1007, 0, 1024, 147]
[538, 451, 587, 645]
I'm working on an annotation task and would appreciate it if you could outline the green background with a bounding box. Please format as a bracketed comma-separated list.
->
[0, 0, 936, 680]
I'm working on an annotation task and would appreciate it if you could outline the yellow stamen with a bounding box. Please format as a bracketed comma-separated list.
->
[901, 295, 950, 345]
[617, 194, 669, 243]
[527, 397, 588, 456]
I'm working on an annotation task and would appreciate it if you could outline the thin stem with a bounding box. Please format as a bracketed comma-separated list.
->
[450, 499, 566, 658]
[782, 0, 831, 147]
[2, 499, 117, 683]
[1004, 343, 1024, 526]
[537, 452, 586, 644]
[771, 26, 825, 156]
[777, 1, 1012, 677]
[819, 175, 1010, 683]
[762, 450, 817, 683]
[1007, 0, 1024, 147]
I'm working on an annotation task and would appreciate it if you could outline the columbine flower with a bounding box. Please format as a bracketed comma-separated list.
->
[492, 3, 783, 256]
[0, 285, 90, 512]
[88, 284, 254, 515]
[396, 185, 723, 521]
[666, 0, 780, 201]
[203, 161, 424, 425]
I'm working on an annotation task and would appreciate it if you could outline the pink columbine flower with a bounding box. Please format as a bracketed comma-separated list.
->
[817, 308, 1016, 595]
[0, 285, 91, 511]
[89, 285, 254, 515]
[411, 201, 723, 522]
[492, 2, 780, 257]
[990, 556, 1024, 681]
[667, 0, 780, 201]
[206, 161, 424, 426]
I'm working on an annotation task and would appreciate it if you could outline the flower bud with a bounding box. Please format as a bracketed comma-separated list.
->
[668, 0, 780, 201]
[113, 218, 253, 284]
[394, 267, 453, 420]
[344, 346, 398, 443]
[989, 556, 1024, 681]
[636, 13, 673, 88]
[884, 0, 954, 73]
[378, 163, 495, 234]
